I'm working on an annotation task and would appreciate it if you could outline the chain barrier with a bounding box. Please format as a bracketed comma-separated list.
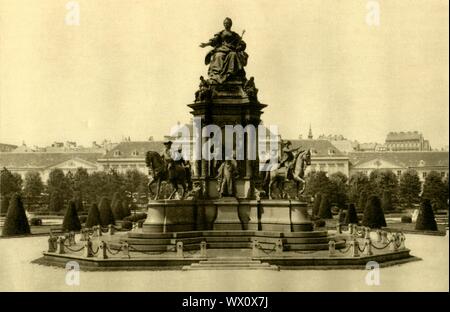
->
[337, 244, 352, 254]
[106, 244, 123, 256]
[64, 244, 86, 253]
[370, 240, 392, 250]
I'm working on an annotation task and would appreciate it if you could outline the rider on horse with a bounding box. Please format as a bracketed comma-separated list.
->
[279, 140, 301, 179]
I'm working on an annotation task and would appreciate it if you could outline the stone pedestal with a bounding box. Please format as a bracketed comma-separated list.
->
[164, 200, 196, 232]
[259, 200, 291, 232]
[143, 200, 165, 233]
[237, 200, 259, 230]
[213, 197, 242, 230]
[290, 200, 313, 231]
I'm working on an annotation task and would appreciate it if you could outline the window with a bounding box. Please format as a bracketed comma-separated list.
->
[422, 172, 427, 179]
[397, 170, 402, 177]
[132, 150, 139, 156]
[113, 150, 121, 156]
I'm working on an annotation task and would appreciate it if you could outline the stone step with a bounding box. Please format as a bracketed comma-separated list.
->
[190, 263, 271, 268]
[198, 260, 260, 265]
[182, 265, 279, 271]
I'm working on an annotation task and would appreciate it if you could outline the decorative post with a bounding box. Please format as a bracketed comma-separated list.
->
[96, 226, 102, 237]
[48, 236, 57, 252]
[176, 241, 184, 258]
[200, 241, 207, 257]
[399, 233, 406, 249]
[350, 239, 359, 257]
[348, 223, 354, 235]
[69, 231, 76, 245]
[389, 233, 398, 251]
[252, 240, 259, 257]
[132, 222, 137, 231]
[376, 229, 382, 242]
[108, 224, 115, 235]
[381, 231, 389, 244]
[84, 238, 93, 258]
[275, 239, 283, 254]
[364, 227, 371, 239]
[57, 237, 65, 254]
[363, 238, 373, 256]
[122, 242, 130, 258]
[328, 240, 336, 257]
[99, 241, 108, 259]
[336, 223, 342, 234]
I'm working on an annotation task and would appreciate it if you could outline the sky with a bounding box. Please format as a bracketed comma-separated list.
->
[0, 0, 448, 148]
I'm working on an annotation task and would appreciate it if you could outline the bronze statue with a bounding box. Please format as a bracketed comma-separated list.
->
[244, 77, 258, 101]
[145, 150, 192, 200]
[216, 159, 239, 197]
[194, 76, 211, 101]
[199, 17, 248, 84]
[264, 149, 311, 199]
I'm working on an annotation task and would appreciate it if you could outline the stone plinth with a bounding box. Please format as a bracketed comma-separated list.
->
[143, 200, 196, 233]
[259, 200, 291, 232]
[290, 200, 313, 231]
[237, 200, 259, 230]
[213, 197, 241, 230]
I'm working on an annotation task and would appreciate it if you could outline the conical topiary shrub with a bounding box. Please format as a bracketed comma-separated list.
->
[62, 200, 82, 232]
[121, 198, 131, 218]
[318, 194, 332, 219]
[415, 199, 438, 231]
[2, 193, 31, 236]
[1, 195, 10, 215]
[381, 190, 394, 212]
[344, 203, 359, 225]
[111, 192, 124, 220]
[362, 195, 386, 229]
[85, 203, 101, 228]
[312, 193, 322, 217]
[98, 197, 115, 227]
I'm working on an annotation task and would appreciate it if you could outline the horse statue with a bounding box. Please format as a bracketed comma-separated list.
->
[145, 151, 191, 200]
[264, 149, 311, 199]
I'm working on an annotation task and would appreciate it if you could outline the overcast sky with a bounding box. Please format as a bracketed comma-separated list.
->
[0, 0, 448, 148]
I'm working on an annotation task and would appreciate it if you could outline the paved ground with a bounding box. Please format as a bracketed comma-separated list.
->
[0, 231, 447, 291]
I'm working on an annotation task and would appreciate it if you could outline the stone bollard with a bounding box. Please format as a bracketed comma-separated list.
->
[276, 239, 283, 255]
[381, 231, 389, 244]
[328, 240, 336, 257]
[98, 241, 108, 259]
[364, 227, 371, 239]
[79, 229, 86, 241]
[363, 238, 373, 256]
[122, 242, 130, 258]
[108, 224, 115, 235]
[350, 239, 359, 257]
[132, 222, 137, 232]
[96, 226, 103, 237]
[176, 241, 184, 258]
[69, 231, 76, 245]
[336, 223, 342, 234]
[84, 238, 94, 258]
[376, 230, 382, 242]
[57, 237, 65, 254]
[399, 233, 406, 249]
[48, 236, 57, 252]
[389, 233, 398, 251]
[252, 240, 259, 257]
[348, 223, 354, 235]
[200, 241, 207, 257]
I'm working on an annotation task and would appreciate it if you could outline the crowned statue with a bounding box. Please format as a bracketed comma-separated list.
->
[199, 17, 248, 84]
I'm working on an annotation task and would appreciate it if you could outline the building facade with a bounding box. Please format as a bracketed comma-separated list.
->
[385, 131, 431, 151]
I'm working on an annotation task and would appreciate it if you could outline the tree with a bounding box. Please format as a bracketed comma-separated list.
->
[85, 203, 101, 228]
[72, 193, 84, 212]
[328, 172, 348, 208]
[415, 199, 438, 231]
[422, 171, 447, 211]
[46, 169, 72, 202]
[62, 200, 82, 232]
[0, 168, 22, 196]
[98, 197, 115, 227]
[2, 193, 30, 236]
[344, 203, 358, 225]
[318, 193, 332, 219]
[48, 190, 64, 212]
[121, 197, 132, 218]
[362, 195, 386, 229]
[369, 169, 398, 199]
[357, 191, 368, 212]
[111, 192, 124, 220]
[1, 195, 10, 215]
[381, 190, 394, 212]
[23, 172, 44, 203]
[399, 169, 421, 206]
[72, 167, 90, 204]
[312, 193, 322, 217]
[304, 171, 332, 197]
[348, 172, 370, 203]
